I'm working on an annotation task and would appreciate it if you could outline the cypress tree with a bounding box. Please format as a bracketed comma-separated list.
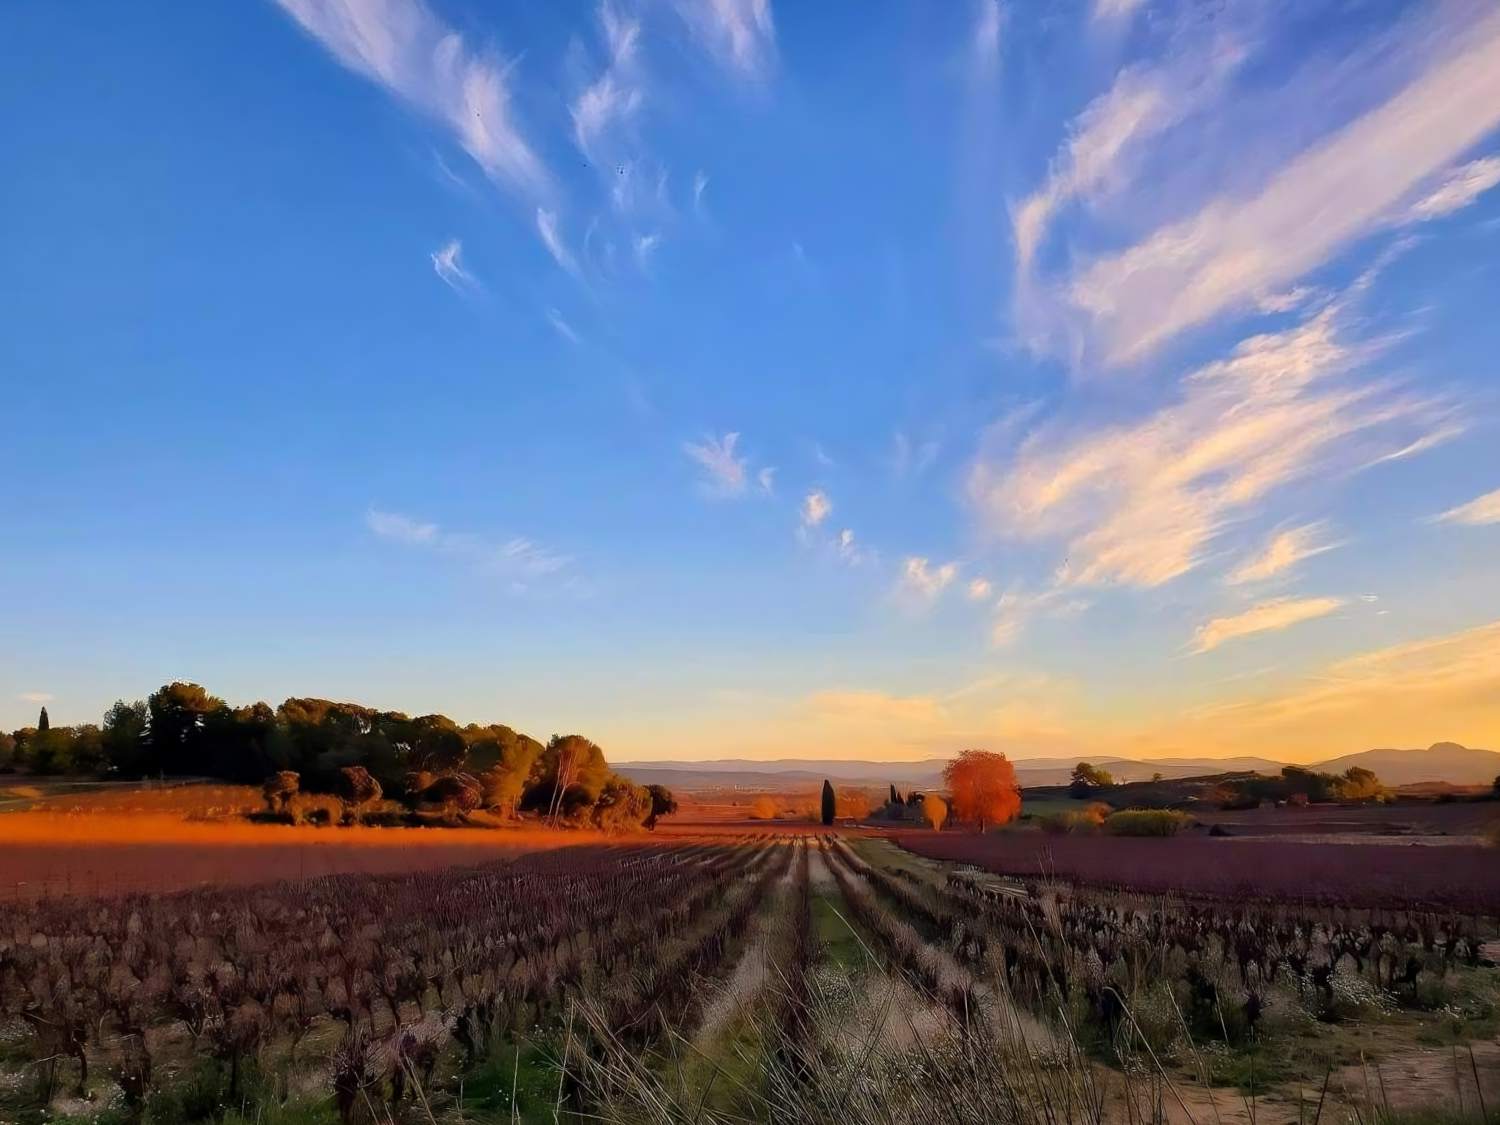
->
[820, 779, 835, 826]
[38, 706, 49, 732]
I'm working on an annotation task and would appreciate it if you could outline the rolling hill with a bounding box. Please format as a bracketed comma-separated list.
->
[615, 744, 1496, 792]
[1314, 742, 1500, 787]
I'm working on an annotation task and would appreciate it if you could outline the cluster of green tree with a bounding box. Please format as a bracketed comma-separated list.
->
[872, 783, 929, 821]
[1208, 764, 1387, 808]
[0, 705, 120, 775]
[1, 685, 677, 831]
[1068, 761, 1116, 797]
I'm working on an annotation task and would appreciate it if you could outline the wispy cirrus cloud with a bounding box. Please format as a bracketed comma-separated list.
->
[970, 0, 1003, 76]
[970, 294, 1446, 589]
[536, 209, 579, 275]
[18, 692, 53, 704]
[1226, 523, 1340, 586]
[1092, 0, 1144, 24]
[273, 0, 547, 199]
[545, 307, 581, 343]
[989, 585, 1089, 646]
[683, 432, 750, 498]
[430, 238, 478, 291]
[571, 1, 644, 165]
[1190, 595, 1344, 654]
[365, 508, 573, 588]
[1060, 5, 1500, 364]
[1433, 486, 1500, 527]
[670, 0, 776, 82]
[1014, 35, 1247, 285]
[1408, 157, 1500, 222]
[366, 508, 438, 544]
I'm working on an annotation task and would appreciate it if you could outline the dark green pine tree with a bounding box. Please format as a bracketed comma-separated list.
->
[820, 779, 835, 826]
[38, 706, 49, 732]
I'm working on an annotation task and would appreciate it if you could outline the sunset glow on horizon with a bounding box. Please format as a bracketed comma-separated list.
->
[4, 0, 1498, 765]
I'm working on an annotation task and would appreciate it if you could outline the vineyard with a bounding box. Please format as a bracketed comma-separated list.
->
[2, 829, 1499, 1124]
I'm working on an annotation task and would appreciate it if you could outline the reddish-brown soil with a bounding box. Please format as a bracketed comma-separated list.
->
[889, 828, 1500, 911]
[0, 812, 606, 899]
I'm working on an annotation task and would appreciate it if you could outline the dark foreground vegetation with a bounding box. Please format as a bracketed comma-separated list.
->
[3, 829, 1498, 1124]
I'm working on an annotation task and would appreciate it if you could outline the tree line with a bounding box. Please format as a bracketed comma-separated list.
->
[820, 749, 1021, 831]
[0, 685, 676, 831]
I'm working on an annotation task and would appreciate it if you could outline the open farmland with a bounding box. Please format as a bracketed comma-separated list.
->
[890, 829, 1500, 912]
[4, 827, 1500, 1124]
[0, 813, 609, 899]
[0, 782, 622, 898]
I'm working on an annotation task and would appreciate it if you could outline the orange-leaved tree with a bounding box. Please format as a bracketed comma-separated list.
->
[922, 793, 948, 831]
[837, 788, 872, 820]
[942, 749, 1021, 831]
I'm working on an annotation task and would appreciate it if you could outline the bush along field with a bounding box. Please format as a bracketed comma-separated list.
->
[3, 828, 1500, 1123]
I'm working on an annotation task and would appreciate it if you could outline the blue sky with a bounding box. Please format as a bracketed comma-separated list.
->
[3, 0, 1498, 762]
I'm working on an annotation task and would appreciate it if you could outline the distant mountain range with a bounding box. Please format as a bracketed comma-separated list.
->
[615, 743, 1500, 792]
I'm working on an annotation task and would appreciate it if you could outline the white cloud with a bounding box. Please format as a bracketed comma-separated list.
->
[971, 0, 1003, 75]
[1433, 486, 1500, 527]
[1014, 38, 1247, 285]
[966, 577, 993, 601]
[1092, 0, 1144, 22]
[1365, 424, 1464, 468]
[757, 466, 776, 495]
[970, 298, 1445, 589]
[1226, 523, 1339, 586]
[1408, 157, 1500, 222]
[545, 307, 581, 344]
[837, 528, 861, 564]
[800, 489, 832, 528]
[430, 238, 477, 290]
[683, 432, 749, 497]
[1066, 6, 1500, 363]
[988, 585, 1089, 646]
[18, 692, 53, 704]
[366, 507, 572, 585]
[366, 508, 438, 544]
[536, 209, 579, 275]
[571, 1, 643, 164]
[901, 556, 958, 599]
[1191, 595, 1344, 654]
[273, 0, 546, 198]
[693, 169, 710, 211]
[1256, 286, 1318, 315]
[634, 232, 661, 270]
[670, 0, 776, 81]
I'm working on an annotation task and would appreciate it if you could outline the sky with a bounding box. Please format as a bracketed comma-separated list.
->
[2, 0, 1498, 764]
